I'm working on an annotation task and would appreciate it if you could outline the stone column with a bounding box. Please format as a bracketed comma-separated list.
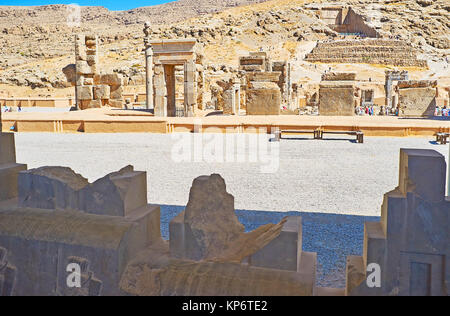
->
[143, 22, 154, 110]
[184, 60, 196, 117]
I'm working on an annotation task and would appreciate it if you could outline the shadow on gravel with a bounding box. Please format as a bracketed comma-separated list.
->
[159, 204, 379, 288]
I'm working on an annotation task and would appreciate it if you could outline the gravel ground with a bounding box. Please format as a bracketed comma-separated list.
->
[13, 133, 448, 288]
[14, 132, 448, 217]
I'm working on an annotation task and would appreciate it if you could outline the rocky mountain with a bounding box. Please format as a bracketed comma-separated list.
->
[0, 0, 448, 96]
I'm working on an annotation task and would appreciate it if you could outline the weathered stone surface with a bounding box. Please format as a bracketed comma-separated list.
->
[18, 167, 87, 210]
[346, 149, 449, 296]
[322, 72, 356, 81]
[93, 85, 110, 100]
[246, 82, 281, 115]
[62, 64, 76, 85]
[176, 174, 244, 261]
[76, 60, 93, 76]
[76, 86, 93, 101]
[0, 133, 16, 165]
[0, 205, 161, 296]
[397, 80, 437, 89]
[18, 165, 147, 217]
[120, 247, 316, 296]
[398, 86, 436, 117]
[319, 83, 356, 116]
[0, 133, 27, 202]
[249, 216, 302, 271]
[97, 74, 123, 86]
[80, 166, 147, 217]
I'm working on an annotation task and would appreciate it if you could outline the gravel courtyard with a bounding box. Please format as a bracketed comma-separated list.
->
[15, 132, 448, 217]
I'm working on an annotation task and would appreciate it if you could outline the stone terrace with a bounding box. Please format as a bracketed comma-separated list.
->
[305, 39, 427, 68]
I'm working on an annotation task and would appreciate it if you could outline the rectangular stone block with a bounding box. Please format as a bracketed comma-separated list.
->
[80, 168, 148, 217]
[0, 163, 27, 201]
[76, 86, 93, 101]
[246, 82, 281, 115]
[93, 85, 110, 100]
[249, 216, 302, 271]
[0, 133, 16, 165]
[398, 87, 436, 117]
[319, 85, 356, 116]
[110, 86, 123, 100]
[399, 149, 446, 202]
[76, 60, 93, 76]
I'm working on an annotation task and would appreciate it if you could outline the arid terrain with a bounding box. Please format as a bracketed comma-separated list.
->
[0, 0, 448, 98]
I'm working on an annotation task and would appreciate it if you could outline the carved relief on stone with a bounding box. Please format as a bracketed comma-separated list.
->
[0, 247, 17, 296]
[60, 257, 103, 296]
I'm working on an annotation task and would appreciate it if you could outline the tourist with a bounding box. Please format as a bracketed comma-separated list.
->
[18, 105, 22, 112]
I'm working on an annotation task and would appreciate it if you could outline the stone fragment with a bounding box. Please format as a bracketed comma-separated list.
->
[93, 85, 110, 100]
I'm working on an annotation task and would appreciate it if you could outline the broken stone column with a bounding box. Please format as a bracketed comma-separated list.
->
[143, 22, 154, 110]
[385, 70, 408, 109]
[75, 34, 123, 110]
[346, 149, 449, 296]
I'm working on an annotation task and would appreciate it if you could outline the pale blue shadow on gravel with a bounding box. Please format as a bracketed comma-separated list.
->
[160, 205, 379, 288]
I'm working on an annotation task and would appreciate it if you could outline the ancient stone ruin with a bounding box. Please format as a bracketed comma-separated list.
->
[74, 35, 123, 110]
[0, 124, 448, 296]
[385, 70, 409, 110]
[319, 72, 358, 116]
[396, 80, 437, 118]
[346, 149, 449, 296]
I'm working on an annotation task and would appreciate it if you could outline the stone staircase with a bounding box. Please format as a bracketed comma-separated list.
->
[305, 39, 427, 68]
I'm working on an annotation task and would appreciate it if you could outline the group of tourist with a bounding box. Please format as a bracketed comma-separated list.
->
[356, 105, 383, 116]
[1, 105, 21, 113]
[436, 106, 449, 117]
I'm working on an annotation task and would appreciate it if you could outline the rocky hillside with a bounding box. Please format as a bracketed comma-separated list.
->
[0, 0, 448, 96]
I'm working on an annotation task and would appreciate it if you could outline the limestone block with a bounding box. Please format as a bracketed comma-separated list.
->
[0, 204, 161, 295]
[18, 167, 89, 210]
[397, 80, 437, 89]
[86, 99, 102, 109]
[398, 87, 436, 117]
[93, 85, 110, 100]
[249, 216, 302, 271]
[86, 54, 98, 67]
[0, 163, 27, 201]
[76, 61, 93, 76]
[76, 86, 93, 101]
[247, 72, 281, 83]
[246, 82, 281, 115]
[0, 133, 16, 165]
[322, 72, 356, 81]
[99, 74, 123, 86]
[223, 89, 234, 115]
[83, 78, 94, 86]
[79, 166, 148, 217]
[110, 85, 123, 100]
[108, 99, 123, 108]
[319, 84, 356, 116]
